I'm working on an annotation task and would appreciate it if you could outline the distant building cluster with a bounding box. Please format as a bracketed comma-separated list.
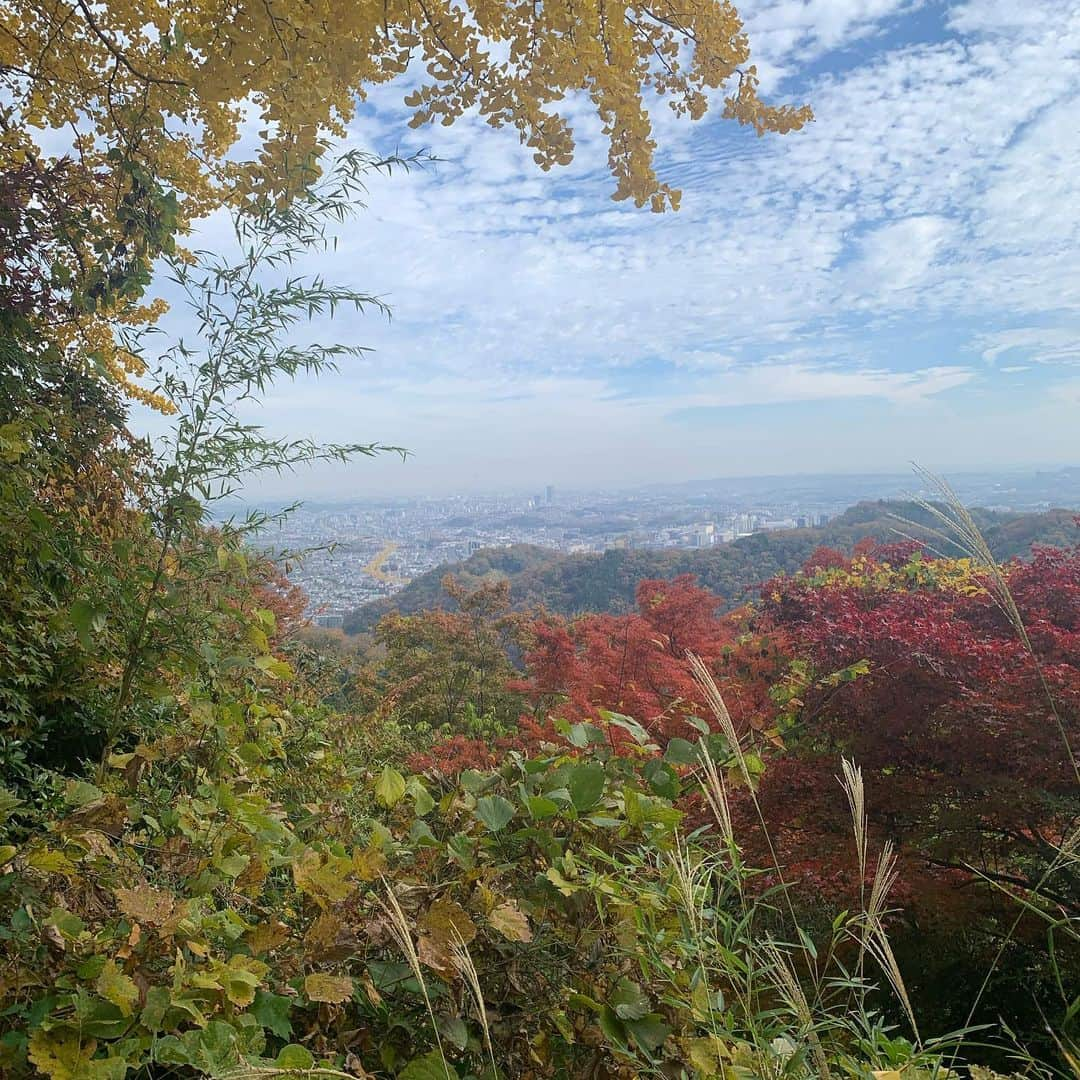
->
[250, 486, 844, 620]
[239, 468, 1079, 623]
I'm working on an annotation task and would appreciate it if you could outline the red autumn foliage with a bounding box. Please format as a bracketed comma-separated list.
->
[255, 565, 310, 644]
[413, 575, 789, 775]
[407, 532, 1079, 926]
[517, 575, 786, 746]
[753, 537, 1080, 912]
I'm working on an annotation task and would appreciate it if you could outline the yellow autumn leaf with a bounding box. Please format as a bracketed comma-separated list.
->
[115, 885, 176, 926]
[304, 972, 355, 1004]
[488, 901, 532, 943]
[26, 848, 78, 876]
[95, 959, 139, 1016]
[28, 1029, 125, 1080]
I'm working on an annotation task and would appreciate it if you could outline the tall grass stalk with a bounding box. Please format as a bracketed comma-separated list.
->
[451, 925, 498, 1079]
[898, 466, 1078, 1067]
[376, 877, 453, 1080]
[688, 653, 818, 979]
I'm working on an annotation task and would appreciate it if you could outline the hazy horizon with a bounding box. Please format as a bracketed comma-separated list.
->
[217, 461, 1080, 507]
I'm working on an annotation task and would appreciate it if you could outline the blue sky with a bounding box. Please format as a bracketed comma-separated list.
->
[163, 0, 1080, 496]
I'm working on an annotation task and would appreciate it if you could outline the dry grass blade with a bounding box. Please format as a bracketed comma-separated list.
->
[838, 758, 867, 889]
[376, 878, 453, 1079]
[669, 837, 709, 939]
[863, 921, 920, 1046]
[864, 840, 898, 933]
[688, 652, 750, 787]
[764, 942, 833, 1080]
[854, 840, 919, 1045]
[451, 925, 498, 1079]
[697, 736, 735, 847]
[687, 651, 818, 987]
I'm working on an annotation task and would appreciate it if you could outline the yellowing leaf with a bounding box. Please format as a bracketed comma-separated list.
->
[374, 766, 406, 808]
[116, 885, 176, 926]
[352, 842, 388, 882]
[217, 955, 268, 1007]
[246, 919, 290, 955]
[545, 866, 580, 896]
[292, 846, 353, 905]
[27, 847, 77, 875]
[305, 912, 344, 950]
[488, 901, 532, 943]
[418, 898, 476, 977]
[683, 1034, 726, 1076]
[28, 1029, 126, 1080]
[304, 972, 354, 1004]
[95, 959, 139, 1016]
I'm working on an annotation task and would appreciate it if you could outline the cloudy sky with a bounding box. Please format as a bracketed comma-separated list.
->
[150, 0, 1080, 496]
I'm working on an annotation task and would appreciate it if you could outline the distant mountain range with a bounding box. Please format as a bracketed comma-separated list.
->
[342, 500, 1079, 633]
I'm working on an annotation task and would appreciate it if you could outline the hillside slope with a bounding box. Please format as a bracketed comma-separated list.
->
[343, 501, 1078, 632]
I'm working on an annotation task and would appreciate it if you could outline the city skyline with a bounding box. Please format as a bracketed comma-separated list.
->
[250, 465, 1080, 617]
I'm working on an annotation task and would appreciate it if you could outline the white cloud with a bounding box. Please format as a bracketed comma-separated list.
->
[850, 215, 957, 292]
[153, 0, 1080, 493]
[976, 328, 1080, 366]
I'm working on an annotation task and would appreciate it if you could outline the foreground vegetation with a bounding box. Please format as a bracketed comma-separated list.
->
[2, 415, 1078, 1077]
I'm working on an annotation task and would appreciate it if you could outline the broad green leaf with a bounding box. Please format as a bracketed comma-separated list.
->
[214, 851, 249, 878]
[663, 737, 698, 765]
[46, 907, 84, 939]
[598, 1005, 629, 1050]
[567, 763, 606, 811]
[64, 780, 104, 807]
[407, 777, 435, 816]
[141, 986, 172, 1033]
[564, 721, 606, 747]
[154, 1020, 241, 1074]
[627, 1014, 671, 1053]
[71, 990, 130, 1039]
[610, 978, 650, 1021]
[275, 1044, 315, 1069]
[644, 759, 680, 799]
[459, 769, 490, 793]
[254, 654, 293, 680]
[474, 795, 514, 833]
[526, 795, 560, 820]
[400, 1048, 457, 1079]
[601, 710, 652, 745]
[69, 599, 107, 649]
[251, 990, 293, 1040]
[439, 1015, 469, 1050]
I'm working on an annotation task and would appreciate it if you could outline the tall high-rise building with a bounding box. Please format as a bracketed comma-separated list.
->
[545, 485, 555, 504]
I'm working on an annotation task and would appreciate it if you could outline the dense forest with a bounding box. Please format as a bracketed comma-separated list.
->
[344, 501, 1079, 631]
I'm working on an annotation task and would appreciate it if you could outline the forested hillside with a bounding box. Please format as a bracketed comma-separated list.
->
[344, 500, 1078, 631]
